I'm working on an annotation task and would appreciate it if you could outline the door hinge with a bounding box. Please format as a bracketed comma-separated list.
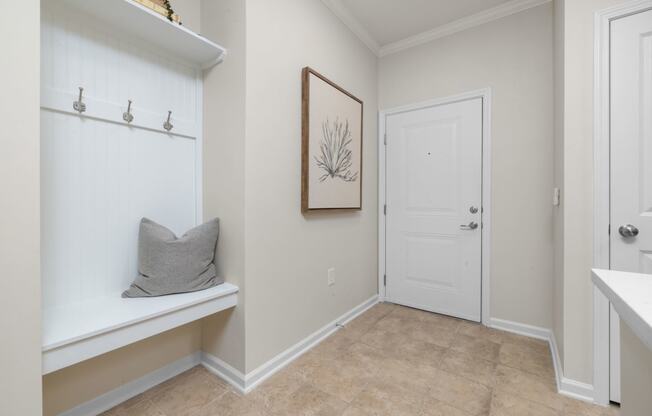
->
[383, 274, 386, 286]
[383, 204, 387, 215]
[608, 224, 611, 235]
[384, 133, 387, 146]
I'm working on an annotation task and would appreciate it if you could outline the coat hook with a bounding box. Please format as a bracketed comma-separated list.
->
[163, 110, 173, 131]
[123, 99, 134, 123]
[73, 87, 86, 114]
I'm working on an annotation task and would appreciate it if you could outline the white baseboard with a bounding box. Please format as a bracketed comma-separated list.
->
[202, 295, 379, 394]
[489, 317, 595, 403]
[488, 318, 551, 341]
[58, 352, 201, 416]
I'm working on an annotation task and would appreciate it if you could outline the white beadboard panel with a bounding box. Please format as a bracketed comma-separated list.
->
[41, 111, 197, 309]
[41, 2, 200, 133]
[40, 1, 202, 311]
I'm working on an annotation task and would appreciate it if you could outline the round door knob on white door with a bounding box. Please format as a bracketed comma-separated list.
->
[618, 224, 639, 238]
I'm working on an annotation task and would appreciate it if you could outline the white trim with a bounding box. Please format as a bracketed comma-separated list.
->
[202, 295, 379, 394]
[488, 318, 550, 341]
[378, 88, 492, 325]
[58, 352, 201, 416]
[321, 0, 550, 58]
[201, 351, 247, 394]
[592, 0, 652, 405]
[379, 0, 551, 57]
[319, 0, 381, 55]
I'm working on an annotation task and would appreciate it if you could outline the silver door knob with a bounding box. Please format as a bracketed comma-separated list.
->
[460, 221, 479, 230]
[619, 224, 639, 238]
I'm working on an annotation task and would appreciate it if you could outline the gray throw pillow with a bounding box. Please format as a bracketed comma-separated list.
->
[122, 218, 223, 298]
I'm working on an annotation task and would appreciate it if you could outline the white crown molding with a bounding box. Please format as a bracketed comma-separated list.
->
[320, 0, 381, 56]
[322, 0, 551, 58]
[380, 0, 552, 56]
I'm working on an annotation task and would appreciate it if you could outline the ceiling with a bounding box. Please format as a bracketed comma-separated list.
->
[321, 0, 548, 56]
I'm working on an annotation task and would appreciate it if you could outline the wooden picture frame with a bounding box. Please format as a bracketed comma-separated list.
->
[301, 67, 363, 212]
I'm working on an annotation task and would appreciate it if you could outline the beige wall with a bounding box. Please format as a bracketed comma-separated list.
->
[557, 0, 628, 384]
[620, 323, 652, 416]
[553, 0, 565, 365]
[243, 0, 379, 371]
[172, 0, 201, 33]
[379, 4, 554, 329]
[201, 0, 248, 372]
[0, 0, 42, 415]
[42, 323, 201, 416]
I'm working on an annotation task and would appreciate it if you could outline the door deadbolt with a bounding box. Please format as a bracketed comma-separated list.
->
[469, 206, 479, 214]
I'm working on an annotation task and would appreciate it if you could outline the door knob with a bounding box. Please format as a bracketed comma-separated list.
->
[618, 224, 639, 238]
[460, 221, 479, 230]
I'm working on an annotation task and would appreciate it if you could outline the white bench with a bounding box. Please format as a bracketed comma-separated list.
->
[42, 284, 238, 374]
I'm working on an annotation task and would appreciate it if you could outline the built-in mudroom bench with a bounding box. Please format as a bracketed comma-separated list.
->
[40, 0, 237, 375]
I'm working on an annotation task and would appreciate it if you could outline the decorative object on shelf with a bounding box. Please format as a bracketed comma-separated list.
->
[132, 0, 181, 23]
[301, 67, 363, 212]
[73, 87, 86, 114]
[123, 99, 134, 123]
[164, 110, 174, 131]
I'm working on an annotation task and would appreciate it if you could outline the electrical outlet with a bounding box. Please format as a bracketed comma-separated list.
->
[327, 268, 335, 286]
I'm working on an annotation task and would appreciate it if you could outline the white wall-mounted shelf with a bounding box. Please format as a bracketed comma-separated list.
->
[60, 0, 226, 68]
[42, 283, 238, 374]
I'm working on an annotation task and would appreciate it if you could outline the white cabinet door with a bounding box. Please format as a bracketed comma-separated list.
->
[610, 9, 652, 403]
[386, 98, 482, 321]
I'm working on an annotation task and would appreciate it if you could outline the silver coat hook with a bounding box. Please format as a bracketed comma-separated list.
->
[73, 87, 86, 114]
[123, 100, 134, 123]
[163, 110, 173, 131]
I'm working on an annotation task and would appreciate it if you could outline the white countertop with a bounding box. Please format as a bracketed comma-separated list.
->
[592, 269, 652, 351]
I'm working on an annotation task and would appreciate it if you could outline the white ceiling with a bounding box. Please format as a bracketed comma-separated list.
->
[321, 0, 549, 56]
[341, 0, 511, 46]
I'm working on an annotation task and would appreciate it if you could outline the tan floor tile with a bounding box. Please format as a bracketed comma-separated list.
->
[101, 307, 586, 416]
[350, 378, 425, 416]
[498, 343, 555, 382]
[196, 391, 268, 416]
[100, 397, 164, 416]
[494, 365, 562, 411]
[457, 321, 506, 345]
[440, 349, 497, 387]
[490, 390, 560, 416]
[311, 330, 357, 358]
[404, 320, 459, 348]
[301, 355, 374, 403]
[359, 326, 445, 370]
[363, 302, 397, 321]
[267, 384, 347, 416]
[561, 397, 620, 416]
[451, 333, 501, 362]
[421, 396, 474, 416]
[149, 368, 228, 416]
[428, 369, 492, 416]
[391, 306, 462, 331]
[341, 405, 370, 416]
[247, 369, 306, 412]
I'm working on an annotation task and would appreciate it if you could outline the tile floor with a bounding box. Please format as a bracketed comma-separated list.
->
[103, 303, 620, 416]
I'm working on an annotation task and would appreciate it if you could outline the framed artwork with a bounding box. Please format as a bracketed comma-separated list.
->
[301, 67, 363, 212]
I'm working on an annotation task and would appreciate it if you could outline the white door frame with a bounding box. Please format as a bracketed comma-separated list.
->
[593, 0, 652, 405]
[378, 88, 492, 325]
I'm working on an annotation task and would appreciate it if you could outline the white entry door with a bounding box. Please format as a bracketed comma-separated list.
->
[385, 98, 482, 322]
[609, 9, 652, 403]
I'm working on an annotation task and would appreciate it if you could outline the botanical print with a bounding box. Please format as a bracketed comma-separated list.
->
[302, 68, 363, 211]
[315, 118, 359, 183]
